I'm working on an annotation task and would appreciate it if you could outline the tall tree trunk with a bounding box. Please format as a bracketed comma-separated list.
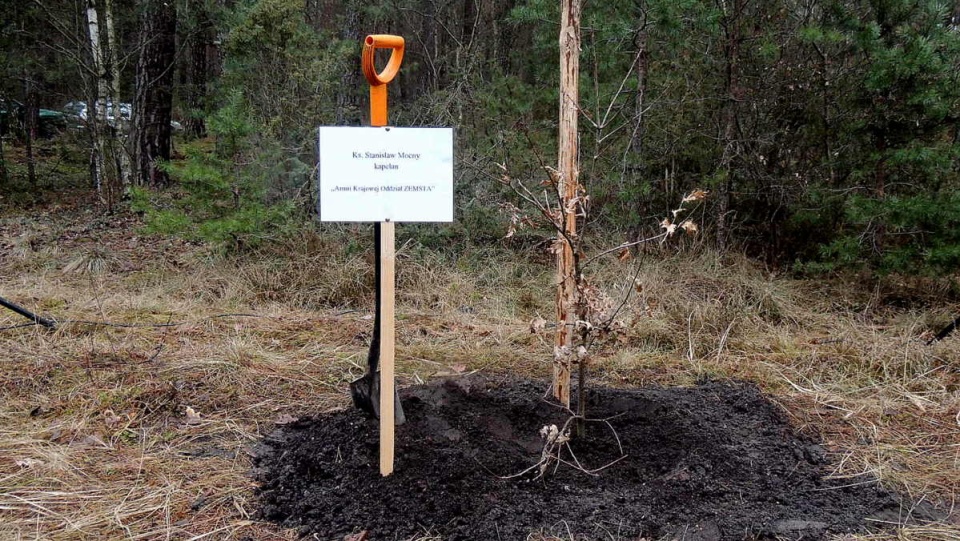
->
[813, 43, 836, 187]
[22, 73, 38, 186]
[715, 0, 744, 251]
[0, 131, 7, 186]
[103, 0, 131, 185]
[423, 0, 439, 93]
[628, 15, 649, 219]
[85, 0, 108, 198]
[134, 0, 176, 188]
[185, 2, 214, 138]
[554, 0, 581, 409]
[873, 134, 887, 252]
[462, 0, 476, 44]
[631, 26, 648, 157]
[335, 1, 361, 125]
[188, 41, 206, 138]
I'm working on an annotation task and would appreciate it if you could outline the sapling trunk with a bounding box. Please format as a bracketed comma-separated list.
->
[576, 353, 586, 437]
[554, 0, 582, 408]
[0, 129, 7, 185]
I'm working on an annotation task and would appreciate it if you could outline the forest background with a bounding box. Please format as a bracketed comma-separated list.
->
[1, 0, 958, 273]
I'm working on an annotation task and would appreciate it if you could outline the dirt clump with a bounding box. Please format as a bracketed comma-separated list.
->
[253, 378, 927, 540]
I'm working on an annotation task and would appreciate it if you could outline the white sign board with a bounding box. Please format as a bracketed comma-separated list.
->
[317, 126, 454, 222]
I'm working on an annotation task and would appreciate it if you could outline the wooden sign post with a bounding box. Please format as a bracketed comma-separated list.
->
[317, 35, 453, 477]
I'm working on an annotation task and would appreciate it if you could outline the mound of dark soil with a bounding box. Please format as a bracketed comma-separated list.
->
[252, 378, 925, 540]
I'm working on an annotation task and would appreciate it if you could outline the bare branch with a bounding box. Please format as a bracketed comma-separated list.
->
[582, 231, 668, 270]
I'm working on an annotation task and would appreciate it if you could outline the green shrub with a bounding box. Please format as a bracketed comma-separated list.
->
[798, 192, 960, 274]
[132, 93, 305, 251]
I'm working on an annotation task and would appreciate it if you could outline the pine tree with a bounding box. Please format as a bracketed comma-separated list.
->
[133, 0, 176, 188]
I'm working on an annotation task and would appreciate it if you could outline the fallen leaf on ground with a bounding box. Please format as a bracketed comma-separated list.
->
[73, 434, 110, 449]
[103, 409, 123, 428]
[185, 406, 202, 425]
[529, 316, 547, 333]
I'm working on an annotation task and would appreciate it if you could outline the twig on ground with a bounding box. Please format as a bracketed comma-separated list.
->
[489, 412, 627, 482]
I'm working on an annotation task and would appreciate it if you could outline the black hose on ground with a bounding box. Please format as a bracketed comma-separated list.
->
[0, 295, 57, 329]
[929, 316, 960, 345]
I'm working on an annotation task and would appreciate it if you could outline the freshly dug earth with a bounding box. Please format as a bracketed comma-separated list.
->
[253, 378, 924, 540]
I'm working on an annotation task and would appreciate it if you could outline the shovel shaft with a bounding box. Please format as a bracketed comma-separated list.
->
[361, 34, 405, 478]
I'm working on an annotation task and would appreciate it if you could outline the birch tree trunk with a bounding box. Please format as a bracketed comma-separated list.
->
[85, 0, 108, 198]
[103, 0, 131, 185]
[553, 0, 581, 408]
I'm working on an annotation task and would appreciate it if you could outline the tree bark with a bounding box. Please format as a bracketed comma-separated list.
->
[715, 0, 744, 251]
[0, 123, 7, 186]
[554, 0, 581, 408]
[134, 0, 176, 188]
[85, 0, 108, 196]
[627, 15, 648, 217]
[103, 0, 131, 185]
[631, 25, 648, 157]
[334, 0, 361, 125]
[185, 2, 214, 138]
[22, 73, 37, 186]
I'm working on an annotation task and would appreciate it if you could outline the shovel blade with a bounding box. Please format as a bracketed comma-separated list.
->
[350, 373, 378, 417]
[350, 372, 406, 425]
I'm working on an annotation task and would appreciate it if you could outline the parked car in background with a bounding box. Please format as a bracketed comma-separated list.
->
[61, 100, 87, 123]
[61, 100, 182, 131]
[0, 99, 68, 138]
[62, 100, 130, 127]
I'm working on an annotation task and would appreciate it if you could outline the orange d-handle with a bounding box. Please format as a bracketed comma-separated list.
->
[362, 35, 404, 127]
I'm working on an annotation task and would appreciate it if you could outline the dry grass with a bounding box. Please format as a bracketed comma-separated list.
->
[1, 205, 958, 540]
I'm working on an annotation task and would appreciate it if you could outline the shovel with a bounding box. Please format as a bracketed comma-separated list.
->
[350, 35, 407, 432]
[350, 222, 405, 425]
